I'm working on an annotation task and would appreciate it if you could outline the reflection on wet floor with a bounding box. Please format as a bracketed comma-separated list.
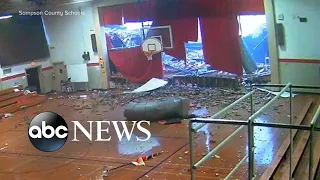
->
[245, 117, 274, 165]
[197, 124, 212, 152]
[117, 135, 160, 155]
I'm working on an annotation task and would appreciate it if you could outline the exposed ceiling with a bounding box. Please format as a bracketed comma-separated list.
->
[0, 0, 96, 14]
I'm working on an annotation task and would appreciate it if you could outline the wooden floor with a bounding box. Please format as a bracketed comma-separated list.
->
[0, 92, 318, 180]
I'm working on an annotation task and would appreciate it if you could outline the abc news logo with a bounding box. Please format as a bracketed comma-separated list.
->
[28, 112, 151, 152]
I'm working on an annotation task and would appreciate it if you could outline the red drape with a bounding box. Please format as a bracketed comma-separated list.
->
[236, 0, 265, 15]
[200, 16, 243, 76]
[106, 34, 163, 83]
[102, 0, 265, 24]
[122, 1, 156, 22]
[108, 48, 164, 83]
[102, 5, 123, 25]
[101, 0, 264, 77]
[165, 19, 198, 60]
[154, 0, 264, 19]
[150, 18, 198, 60]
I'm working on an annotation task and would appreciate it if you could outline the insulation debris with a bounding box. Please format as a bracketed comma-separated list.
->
[132, 151, 164, 166]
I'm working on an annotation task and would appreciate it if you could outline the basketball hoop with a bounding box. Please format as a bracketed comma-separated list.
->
[144, 50, 155, 60]
[141, 38, 163, 60]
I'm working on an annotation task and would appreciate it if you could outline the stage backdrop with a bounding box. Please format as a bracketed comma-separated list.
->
[102, 0, 265, 82]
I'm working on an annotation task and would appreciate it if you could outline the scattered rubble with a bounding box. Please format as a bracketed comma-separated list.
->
[81, 83, 270, 115]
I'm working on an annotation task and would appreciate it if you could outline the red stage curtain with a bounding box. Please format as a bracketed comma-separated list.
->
[108, 47, 163, 83]
[122, 1, 156, 22]
[235, 0, 265, 15]
[155, 0, 264, 19]
[200, 15, 243, 76]
[150, 18, 198, 60]
[102, 5, 123, 26]
[165, 18, 198, 60]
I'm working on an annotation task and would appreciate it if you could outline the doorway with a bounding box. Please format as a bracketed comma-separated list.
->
[26, 66, 41, 93]
[53, 62, 68, 92]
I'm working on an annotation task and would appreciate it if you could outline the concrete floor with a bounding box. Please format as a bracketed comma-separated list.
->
[0, 91, 318, 180]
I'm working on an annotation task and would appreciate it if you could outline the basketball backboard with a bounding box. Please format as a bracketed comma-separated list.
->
[141, 25, 173, 49]
[141, 37, 163, 60]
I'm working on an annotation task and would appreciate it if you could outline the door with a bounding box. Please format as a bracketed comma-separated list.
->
[26, 67, 41, 93]
[53, 62, 68, 92]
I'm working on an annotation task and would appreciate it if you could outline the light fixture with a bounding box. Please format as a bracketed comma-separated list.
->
[0, 15, 12, 20]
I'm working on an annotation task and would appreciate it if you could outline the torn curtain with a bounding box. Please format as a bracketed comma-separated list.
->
[106, 34, 163, 83]
[200, 16, 243, 76]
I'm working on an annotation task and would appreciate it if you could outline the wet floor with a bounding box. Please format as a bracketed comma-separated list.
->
[0, 92, 318, 180]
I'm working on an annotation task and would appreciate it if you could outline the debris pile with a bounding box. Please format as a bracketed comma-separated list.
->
[88, 82, 272, 118]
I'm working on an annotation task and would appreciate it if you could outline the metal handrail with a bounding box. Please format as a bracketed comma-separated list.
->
[249, 83, 291, 121]
[193, 124, 245, 168]
[225, 147, 256, 180]
[189, 83, 293, 180]
[253, 84, 320, 89]
[189, 83, 320, 180]
[248, 83, 291, 179]
[193, 90, 255, 131]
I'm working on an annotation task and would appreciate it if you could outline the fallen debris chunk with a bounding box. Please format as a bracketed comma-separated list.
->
[4, 113, 13, 118]
[132, 157, 146, 166]
[132, 151, 163, 166]
[80, 95, 88, 99]
[102, 166, 109, 179]
[123, 78, 168, 93]
[0, 146, 7, 151]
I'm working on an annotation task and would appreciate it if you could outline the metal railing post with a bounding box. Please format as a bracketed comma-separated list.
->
[250, 85, 254, 115]
[309, 123, 314, 180]
[189, 120, 195, 180]
[248, 117, 254, 180]
[289, 85, 293, 180]
[248, 84, 254, 180]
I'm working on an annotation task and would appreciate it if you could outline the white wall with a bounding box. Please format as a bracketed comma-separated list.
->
[274, 0, 320, 92]
[275, 0, 320, 59]
[43, 3, 99, 64]
[0, 0, 138, 91]
[0, 2, 102, 91]
[43, 2, 102, 90]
